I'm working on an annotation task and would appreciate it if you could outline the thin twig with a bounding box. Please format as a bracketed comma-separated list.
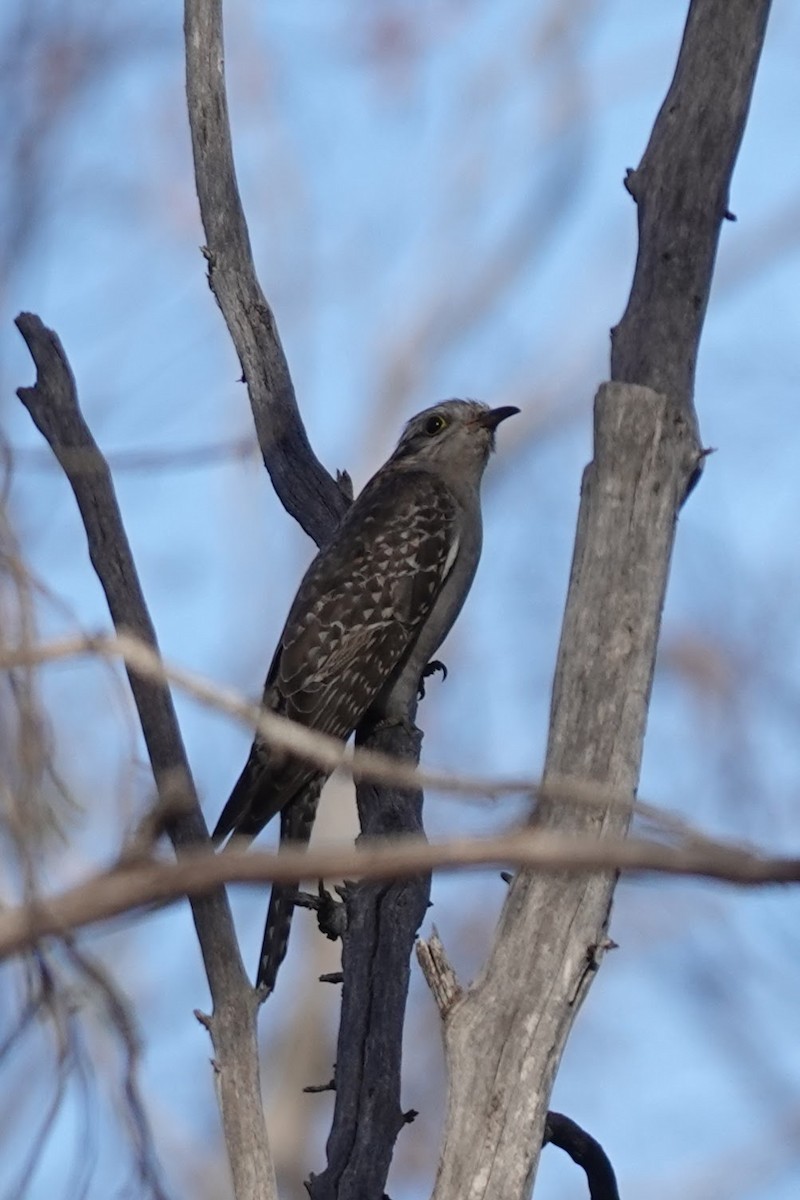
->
[0, 628, 556, 801]
[0, 629, 698, 831]
[9, 435, 259, 474]
[0, 825, 798, 963]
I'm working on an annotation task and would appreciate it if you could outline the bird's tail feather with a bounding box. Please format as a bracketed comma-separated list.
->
[212, 753, 257, 845]
[256, 778, 323, 994]
[214, 746, 322, 847]
[257, 883, 298, 995]
[213, 746, 290, 846]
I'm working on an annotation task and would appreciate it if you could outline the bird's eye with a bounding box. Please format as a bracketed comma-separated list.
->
[424, 414, 447, 436]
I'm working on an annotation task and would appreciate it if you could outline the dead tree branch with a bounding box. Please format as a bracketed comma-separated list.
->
[428, 3, 773, 1197]
[184, 1, 430, 1190]
[183, 0, 346, 546]
[0, 628, 646, 811]
[0, 631, 512, 801]
[2, 825, 799, 966]
[543, 1112, 620, 1200]
[311, 721, 429, 1199]
[14, 313, 276, 1200]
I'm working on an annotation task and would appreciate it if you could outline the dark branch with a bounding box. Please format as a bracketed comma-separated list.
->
[14, 312, 274, 1200]
[183, 0, 346, 549]
[310, 722, 430, 1200]
[544, 1112, 620, 1200]
[295, 882, 348, 943]
[183, 1, 428, 1194]
[611, 0, 773, 403]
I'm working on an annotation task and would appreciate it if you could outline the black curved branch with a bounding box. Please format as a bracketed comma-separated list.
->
[544, 1111, 620, 1200]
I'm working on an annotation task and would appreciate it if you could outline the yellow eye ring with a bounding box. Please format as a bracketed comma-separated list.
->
[424, 414, 446, 436]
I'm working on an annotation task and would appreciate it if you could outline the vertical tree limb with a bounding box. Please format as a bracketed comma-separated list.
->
[611, 0, 771, 399]
[183, 1, 429, 1191]
[15, 313, 276, 1200]
[429, 2, 772, 1197]
[183, 0, 346, 547]
[310, 723, 430, 1199]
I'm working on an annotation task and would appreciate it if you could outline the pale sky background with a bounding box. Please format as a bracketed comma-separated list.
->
[2, 2, 800, 1198]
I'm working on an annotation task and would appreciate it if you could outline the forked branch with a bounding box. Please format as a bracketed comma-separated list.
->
[15, 312, 276, 1200]
[184, 0, 431, 1192]
[429, 3, 772, 1197]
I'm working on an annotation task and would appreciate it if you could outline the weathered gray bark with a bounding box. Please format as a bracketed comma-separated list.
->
[15, 313, 276, 1200]
[427, 1, 772, 1196]
[427, 381, 700, 1200]
[184, 0, 345, 546]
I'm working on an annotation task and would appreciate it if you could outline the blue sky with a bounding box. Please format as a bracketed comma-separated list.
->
[2, 2, 800, 1198]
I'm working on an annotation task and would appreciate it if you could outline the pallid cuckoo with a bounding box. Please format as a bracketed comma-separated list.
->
[213, 399, 518, 994]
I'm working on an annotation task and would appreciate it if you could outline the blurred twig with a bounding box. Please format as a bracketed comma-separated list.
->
[0, 627, 723, 833]
[0, 627, 763, 858]
[7, 434, 259, 474]
[2, 823, 800, 963]
[63, 941, 169, 1200]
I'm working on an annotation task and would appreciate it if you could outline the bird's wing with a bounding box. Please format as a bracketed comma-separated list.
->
[213, 469, 458, 844]
[273, 467, 459, 737]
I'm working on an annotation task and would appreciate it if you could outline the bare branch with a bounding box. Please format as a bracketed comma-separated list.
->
[183, 0, 345, 548]
[0, 628, 551, 803]
[311, 721, 429, 1199]
[9, 434, 259, 474]
[1, 629, 747, 853]
[611, 0, 772, 400]
[2, 628, 731, 853]
[1, 825, 798, 964]
[416, 929, 461, 1018]
[0, 630, 486, 798]
[14, 312, 275, 1200]
[543, 1112, 620, 1200]
[183, 2, 423, 1185]
[431, 4, 773, 1196]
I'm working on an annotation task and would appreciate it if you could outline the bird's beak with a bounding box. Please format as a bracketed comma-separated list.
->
[474, 405, 520, 432]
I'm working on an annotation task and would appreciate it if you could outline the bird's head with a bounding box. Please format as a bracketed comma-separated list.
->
[390, 399, 519, 478]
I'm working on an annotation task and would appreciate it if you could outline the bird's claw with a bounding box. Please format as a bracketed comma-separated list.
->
[417, 659, 448, 700]
[295, 880, 348, 942]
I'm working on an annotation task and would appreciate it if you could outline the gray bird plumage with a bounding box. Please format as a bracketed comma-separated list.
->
[213, 398, 518, 994]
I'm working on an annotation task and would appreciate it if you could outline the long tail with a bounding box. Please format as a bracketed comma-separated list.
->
[256, 778, 324, 995]
[212, 747, 267, 845]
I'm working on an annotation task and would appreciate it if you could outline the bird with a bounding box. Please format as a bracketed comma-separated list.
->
[213, 398, 518, 995]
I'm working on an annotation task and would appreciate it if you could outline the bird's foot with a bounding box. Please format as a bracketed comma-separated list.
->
[417, 659, 448, 700]
[295, 880, 348, 942]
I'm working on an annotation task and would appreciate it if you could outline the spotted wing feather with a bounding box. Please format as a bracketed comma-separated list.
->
[212, 467, 458, 845]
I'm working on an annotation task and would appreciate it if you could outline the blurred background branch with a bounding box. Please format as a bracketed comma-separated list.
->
[3, 815, 800, 966]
